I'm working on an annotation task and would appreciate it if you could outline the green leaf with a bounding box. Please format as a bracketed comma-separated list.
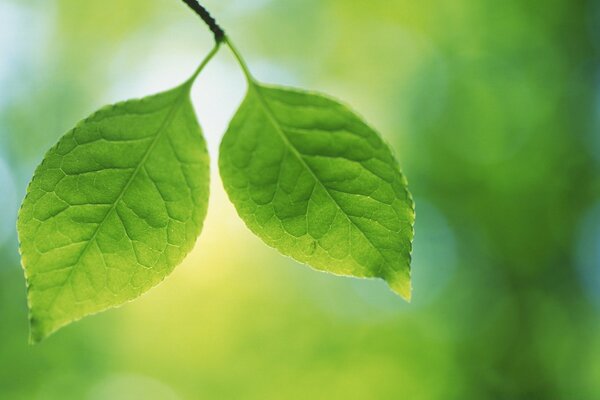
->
[219, 82, 415, 299]
[18, 83, 210, 342]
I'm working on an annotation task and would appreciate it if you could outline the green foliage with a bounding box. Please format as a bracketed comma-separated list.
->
[17, 83, 210, 343]
[219, 83, 414, 299]
[2, 0, 598, 397]
[16, 8, 414, 341]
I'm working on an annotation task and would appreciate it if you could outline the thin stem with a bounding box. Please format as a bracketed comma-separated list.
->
[180, 0, 225, 43]
[224, 36, 256, 83]
[178, 1, 255, 85]
[184, 43, 221, 88]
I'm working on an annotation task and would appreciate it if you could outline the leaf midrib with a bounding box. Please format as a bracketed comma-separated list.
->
[44, 87, 189, 313]
[248, 84, 392, 277]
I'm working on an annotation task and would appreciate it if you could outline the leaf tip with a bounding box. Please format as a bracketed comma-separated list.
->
[385, 270, 412, 302]
[28, 320, 46, 345]
[28, 333, 42, 346]
[28, 313, 59, 345]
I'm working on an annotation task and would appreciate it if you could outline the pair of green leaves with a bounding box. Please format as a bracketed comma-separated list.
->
[17, 38, 415, 343]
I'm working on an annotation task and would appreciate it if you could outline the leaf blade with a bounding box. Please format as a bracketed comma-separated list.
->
[18, 84, 210, 342]
[219, 83, 414, 298]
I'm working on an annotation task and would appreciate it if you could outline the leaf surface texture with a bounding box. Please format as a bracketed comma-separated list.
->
[18, 85, 210, 342]
[219, 83, 414, 298]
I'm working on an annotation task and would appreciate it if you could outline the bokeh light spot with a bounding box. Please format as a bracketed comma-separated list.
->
[0, 156, 17, 247]
[575, 201, 600, 309]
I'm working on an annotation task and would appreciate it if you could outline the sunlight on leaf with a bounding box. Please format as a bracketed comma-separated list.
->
[18, 83, 210, 343]
[219, 82, 414, 299]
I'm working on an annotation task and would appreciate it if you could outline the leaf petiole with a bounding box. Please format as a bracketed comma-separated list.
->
[177, 1, 255, 85]
[185, 42, 222, 87]
[223, 37, 256, 84]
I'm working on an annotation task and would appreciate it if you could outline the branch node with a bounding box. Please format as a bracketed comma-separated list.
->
[181, 0, 225, 43]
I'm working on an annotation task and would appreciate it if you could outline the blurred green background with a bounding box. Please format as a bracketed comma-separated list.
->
[1, 0, 599, 398]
